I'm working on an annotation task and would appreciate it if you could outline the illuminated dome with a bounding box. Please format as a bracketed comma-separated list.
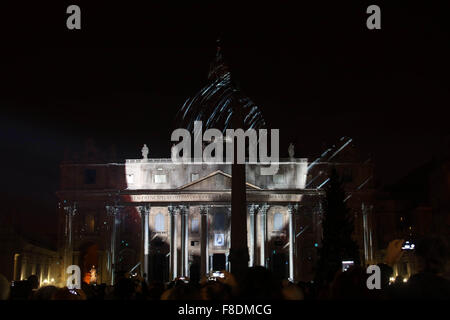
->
[177, 40, 266, 132]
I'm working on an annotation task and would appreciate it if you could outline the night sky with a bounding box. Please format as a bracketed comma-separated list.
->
[0, 2, 448, 246]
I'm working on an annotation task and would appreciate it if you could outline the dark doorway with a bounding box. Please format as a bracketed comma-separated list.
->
[150, 253, 168, 283]
[212, 253, 226, 271]
[271, 252, 288, 280]
[189, 255, 201, 283]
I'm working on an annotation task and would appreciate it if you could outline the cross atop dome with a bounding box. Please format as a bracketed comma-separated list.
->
[177, 37, 265, 132]
[208, 37, 229, 80]
[216, 37, 222, 58]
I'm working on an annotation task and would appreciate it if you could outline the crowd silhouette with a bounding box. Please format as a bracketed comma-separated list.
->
[1, 236, 449, 301]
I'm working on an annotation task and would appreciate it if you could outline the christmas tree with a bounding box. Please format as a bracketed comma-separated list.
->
[314, 167, 360, 286]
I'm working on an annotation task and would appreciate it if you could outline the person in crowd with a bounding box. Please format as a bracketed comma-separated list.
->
[201, 280, 232, 300]
[329, 265, 376, 300]
[9, 274, 39, 300]
[32, 285, 58, 300]
[51, 287, 86, 300]
[0, 274, 10, 300]
[238, 266, 283, 300]
[161, 281, 201, 300]
[297, 281, 316, 300]
[81, 281, 96, 300]
[212, 271, 239, 298]
[113, 276, 139, 300]
[281, 280, 304, 300]
[147, 281, 165, 300]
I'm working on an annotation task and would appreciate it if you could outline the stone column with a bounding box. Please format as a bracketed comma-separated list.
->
[362, 203, 374, 265]
[259, 204, 269, 267]
[139, 204, 151, 281]
[249, 204, 258, 267]
[20, 256, 27, 280]
[47, 257, 51, 283]
[168, 205, 178, 280]
[63, 202, 77, 276]
[106, 205, 119, 285]
[13, 254, 20, 281]
[180, 205, 189, 277]
[200, 205, 209, 278]
[287, 204, 296, 282]
[226, 207, 232, 271]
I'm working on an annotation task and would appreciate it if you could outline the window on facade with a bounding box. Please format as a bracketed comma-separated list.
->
[214, 212, 225, 230]
[191, 241, 199, 246]
[155, 213, 165, 232]
[273, 213, 283, 231]
[191, 173, 199, 181]
[84, 169, 96, 184]
[154, 174, 167, 184]
[191, 218, 199, 233]
[85, 214, 95, 233]
[126, 174, 134, 184]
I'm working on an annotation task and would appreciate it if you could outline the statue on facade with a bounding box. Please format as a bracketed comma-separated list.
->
[288, 143, 295, 159]
[141, 144, 149, 160]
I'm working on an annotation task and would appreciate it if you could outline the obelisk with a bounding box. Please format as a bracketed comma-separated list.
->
[229, 93, 249, 281]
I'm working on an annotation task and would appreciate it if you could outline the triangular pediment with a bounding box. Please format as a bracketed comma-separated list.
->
[178, 170, 261, 190]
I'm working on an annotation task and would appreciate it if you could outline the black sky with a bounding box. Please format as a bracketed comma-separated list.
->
[0, 1, 448, 244]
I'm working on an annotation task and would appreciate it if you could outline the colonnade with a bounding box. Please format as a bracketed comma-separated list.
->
[62, 202, 298, 284]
